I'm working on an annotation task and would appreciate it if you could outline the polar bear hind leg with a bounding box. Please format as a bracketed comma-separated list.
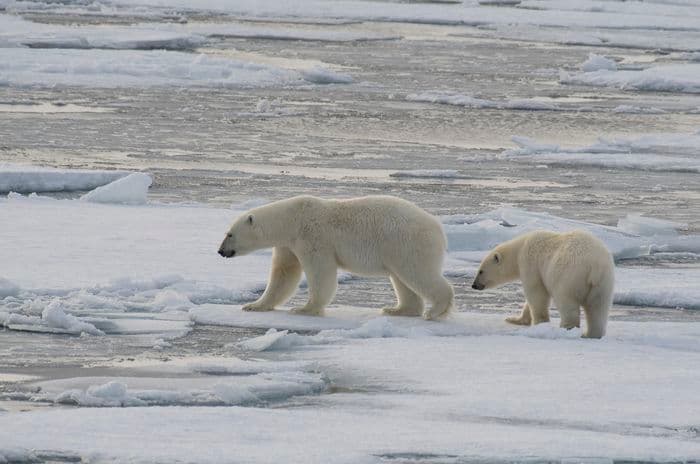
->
[422, 276, 454, 320]
[243, 247, 302, 312]
[552, 294, 581, 330]
[382, 274, 424, 317]
[391, 268, 453, 320]
[582, 283, 612, 339]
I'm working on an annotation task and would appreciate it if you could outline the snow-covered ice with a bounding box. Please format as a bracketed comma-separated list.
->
[2, 172, 700, 462]
[3, 310, 700, 462]
[2, 188, 699, 341]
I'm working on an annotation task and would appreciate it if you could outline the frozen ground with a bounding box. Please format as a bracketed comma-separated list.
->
[1, 0, 700, 462]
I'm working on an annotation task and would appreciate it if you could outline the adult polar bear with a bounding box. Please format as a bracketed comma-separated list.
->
[218, 195, 454, 320]
[471, 230, 614, 338]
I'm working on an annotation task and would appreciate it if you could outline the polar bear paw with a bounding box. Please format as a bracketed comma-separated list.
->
[242, 302, 274, 312]
[382, 306, 423, 317]
[290, 306, 324, 316]
[505, 315, 531, 326]
[422, 308, 449, 321]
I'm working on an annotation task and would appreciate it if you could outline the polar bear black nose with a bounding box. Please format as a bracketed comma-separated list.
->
[472, 282, 484, 290]
[218, 249, 235, 258]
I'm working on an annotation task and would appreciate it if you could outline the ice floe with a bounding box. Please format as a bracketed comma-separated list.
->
[0, 14, 398, 49]
[389, 169, 460, 178]
[580, 53, 617, 72]
[32, 371, 327, 407]
[80, 172, 152, 205]
[503, 132, 700, 173]
[0, 164, 129, 193]
[94, 0, 700, 32]
[0, 48, 352, 88]
[300, 66, 353, 84]
[561, 63, 700, 94]
[1, 299, 104, 335]
[407, 92, 561, 111]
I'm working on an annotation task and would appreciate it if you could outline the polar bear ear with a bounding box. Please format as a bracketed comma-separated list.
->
[493, 252, 501, 264]
[247, 215, 254, 225]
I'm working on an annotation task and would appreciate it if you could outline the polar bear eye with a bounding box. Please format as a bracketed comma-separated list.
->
[479, 270, 483, 275]
[227, 233, 232, 238]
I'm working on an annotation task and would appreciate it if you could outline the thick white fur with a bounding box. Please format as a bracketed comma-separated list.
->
[472, 230, 614, 338]
[218, 195, 454, 320]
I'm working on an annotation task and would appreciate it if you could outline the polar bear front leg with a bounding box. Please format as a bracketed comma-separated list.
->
[290, 254, 338, 316]
[505, 302, 532, 325]
[382, 274, 424, 317]
[523, 280, 551, 325]
[243, 247, 302, 312]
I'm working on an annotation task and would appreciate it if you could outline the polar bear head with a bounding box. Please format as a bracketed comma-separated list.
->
[218, 212, 262, 258]
[471, 250, 503, 290]
[471, 242, 519, 290]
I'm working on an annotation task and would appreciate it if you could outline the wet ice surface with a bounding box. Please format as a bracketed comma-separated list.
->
[1, 0, 700, 462]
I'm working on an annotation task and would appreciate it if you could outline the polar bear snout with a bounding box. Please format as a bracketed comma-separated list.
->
[472, 281, 485, 290]
[218, 248, 236, 258]
[219, 249, 236, 258]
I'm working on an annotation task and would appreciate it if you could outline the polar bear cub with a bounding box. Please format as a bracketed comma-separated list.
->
[218, 195, 454, 320]
[471, 230, 614, 338]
